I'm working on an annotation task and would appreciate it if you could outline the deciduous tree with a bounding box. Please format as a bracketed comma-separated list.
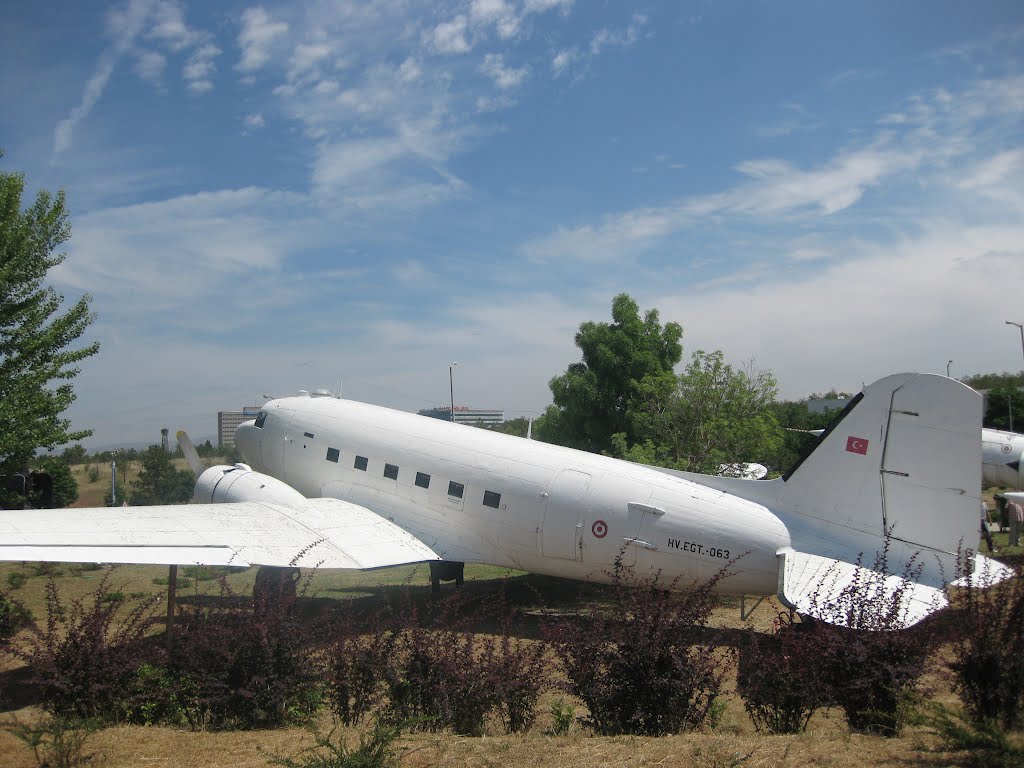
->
[0, 152, 98, 504]
[129, 446, 193, 505]
[537, 294, 682, 453]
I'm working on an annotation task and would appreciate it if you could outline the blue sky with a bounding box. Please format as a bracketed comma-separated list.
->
[2, 0, 1023, 448]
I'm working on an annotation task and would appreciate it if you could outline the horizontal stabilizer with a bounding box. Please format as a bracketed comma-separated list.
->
[950, 553, 1016, 587]
[777, 548, 947, 628]
[0, 498, 440, 570]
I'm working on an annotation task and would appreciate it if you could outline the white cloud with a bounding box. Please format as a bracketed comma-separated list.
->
[652, 223, 1024, 400]
[551, 48, 576, 77]
[479, 53, 528, 90]
[289, 42, 332, 79]
[243, 112, 265, 130]
[237, 6, 289, 72]
[145, 0, 196, 51]
[590, 13, 646, 55]
[53, 0, 153, 157]
[398, 57, 421, 83]
[430, 15, 471, 54]
[470, 0, 520, 39]
[183, 43, 221, 93]
[523, 0, 573, 14]
[134, 50, 167, 84]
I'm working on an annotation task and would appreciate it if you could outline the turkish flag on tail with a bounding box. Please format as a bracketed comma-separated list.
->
[846, 436, 869, 455]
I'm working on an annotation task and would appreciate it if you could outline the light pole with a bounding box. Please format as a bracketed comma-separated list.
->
[947, 360, 953, 377]
[449, 362, 459, 422]
[1008, 321, 1024, 365]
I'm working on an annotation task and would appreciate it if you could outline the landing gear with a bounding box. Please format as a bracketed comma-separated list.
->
[429, 561, 464, 593]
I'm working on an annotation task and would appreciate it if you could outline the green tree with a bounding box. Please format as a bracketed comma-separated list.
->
[764, 398, 846, 474]
[615, 351, 782, 474]
[59, 443, 88, 465]
[984, 381, 1024, 432]
[29, 456, 79, 507]
[129, 446, 194, 505]
[0, 152, 99, 505]
[537, 294, 683, 453]
[961, 371, 1024, 392]
[483, 417, 532, 437]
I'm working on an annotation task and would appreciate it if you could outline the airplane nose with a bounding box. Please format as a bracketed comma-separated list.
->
[235, 421, 257, 465]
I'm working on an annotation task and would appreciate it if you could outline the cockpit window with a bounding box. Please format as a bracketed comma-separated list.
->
[254, 411, 267, 429]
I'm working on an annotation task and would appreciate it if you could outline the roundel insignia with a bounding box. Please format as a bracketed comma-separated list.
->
[592, 520, 608, 538]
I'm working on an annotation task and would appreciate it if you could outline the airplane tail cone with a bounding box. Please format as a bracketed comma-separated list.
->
[177, 430, 205, 476]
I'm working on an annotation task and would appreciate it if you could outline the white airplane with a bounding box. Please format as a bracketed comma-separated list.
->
[982, 427, 1024, 490]
[0, 372, 1011, 627]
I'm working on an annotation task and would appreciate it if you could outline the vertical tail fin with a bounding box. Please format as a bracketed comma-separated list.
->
[779, 373, 982, 556]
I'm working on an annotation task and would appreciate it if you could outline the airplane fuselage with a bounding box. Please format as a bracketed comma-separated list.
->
[982, 428, 1024, 490]
[235, 396, 789, 594]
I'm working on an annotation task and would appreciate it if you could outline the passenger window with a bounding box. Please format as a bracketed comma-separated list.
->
[448, 481, 464, 499]
[384, 463, 399, 480]
[483, 490, 501, 509]
[415, 472, 430, 489]
[354, 455, 368, 471]
[254, 412, 267, 429]
[304, 432, 315, 439]
[326, 448, 340, 463]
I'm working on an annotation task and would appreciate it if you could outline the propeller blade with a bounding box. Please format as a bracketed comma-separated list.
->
[176, 430, 205, 476]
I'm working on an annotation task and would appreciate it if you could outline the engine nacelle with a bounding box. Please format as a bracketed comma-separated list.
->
[193, 464, 308, 506]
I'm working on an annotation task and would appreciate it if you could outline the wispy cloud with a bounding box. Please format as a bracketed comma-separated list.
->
[52, 0, 153, 158]
[237, 6, 288, 73]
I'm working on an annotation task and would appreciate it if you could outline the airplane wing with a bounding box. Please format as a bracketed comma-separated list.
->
[0, 498, 440, 569]
[777, 548, 947, 628]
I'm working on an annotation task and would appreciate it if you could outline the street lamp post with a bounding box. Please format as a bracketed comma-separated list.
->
[1005, 322, 1023, 433]
[449, 362, 459, 422]
[1008, 321, 1024, 365]
[947, 360, 953, 377]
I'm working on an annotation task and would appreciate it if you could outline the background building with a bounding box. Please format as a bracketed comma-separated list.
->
[218, 406, 261, 447]
[418, 406, 504, 427]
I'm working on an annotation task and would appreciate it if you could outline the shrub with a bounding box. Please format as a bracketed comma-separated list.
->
[549, 698, 575, 735]
[267, 719, 402, 768]
[376, 590, 549, 736]
[87, 466, 100, 483]
[7, 571, 27, 590]
[948, 560, 1024, 730]
[116, 662, 197, 727]
[1, 714, 103, 768]
[737, 614, 826, 733]
[929, 704, 1024, 768]
[0, 592, 32, 639]
[385, 626, 496, 736]
[9, 574, 162, 719]
[545, 562, 733, 736]
[801, 545, 936, 736]
[326, 619, 399, 726]
[166, 574, 323, 730]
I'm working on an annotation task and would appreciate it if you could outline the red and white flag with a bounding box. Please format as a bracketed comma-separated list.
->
[846, 436, 869, 455]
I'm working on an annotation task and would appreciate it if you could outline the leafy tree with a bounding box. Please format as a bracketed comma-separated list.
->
[30, 456, 78, 508]
[129, 446, 194, 506]
[59, 444, 88, 465]
[614, 351, 782, 474]
[983, 381, 1024, 433]
[537, 294, 682, 453]
[0, 152, 99, 505]
[483, 417, 532, 437]
[961, 371, 1024, 392]
[765, 399, 843, 474]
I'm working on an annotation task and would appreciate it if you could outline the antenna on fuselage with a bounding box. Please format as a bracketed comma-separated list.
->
[527, 418, 533, 440]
